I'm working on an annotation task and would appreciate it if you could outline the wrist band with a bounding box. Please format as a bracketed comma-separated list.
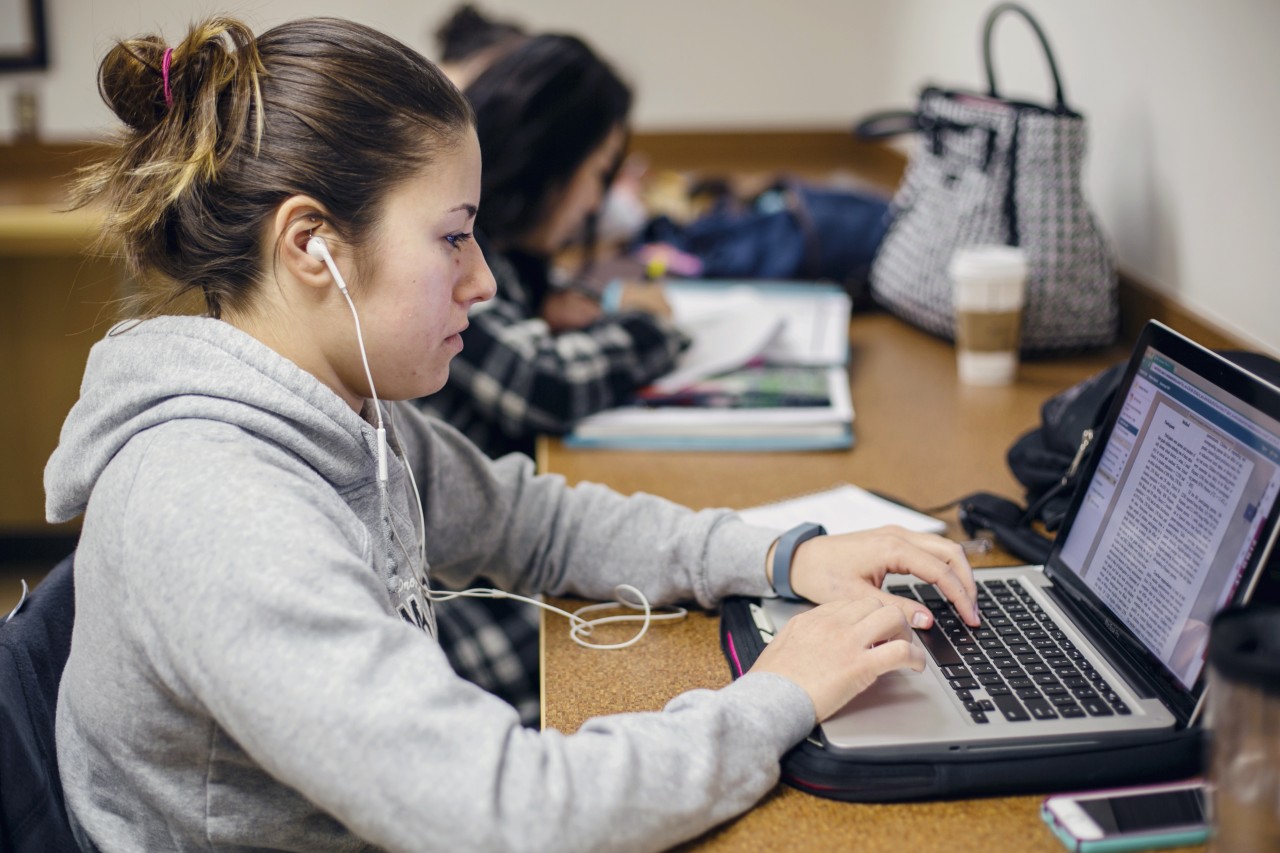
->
[600, 279, 623, 313]
[771, 522, 827, 601]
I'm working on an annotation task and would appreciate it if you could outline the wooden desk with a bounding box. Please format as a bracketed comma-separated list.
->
[537, 313, 1204, 852]
[0, 144, 121, 537]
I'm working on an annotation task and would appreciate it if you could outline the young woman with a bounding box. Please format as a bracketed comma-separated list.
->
[419, 33, 683, 462]
[48, 16, 978, 852]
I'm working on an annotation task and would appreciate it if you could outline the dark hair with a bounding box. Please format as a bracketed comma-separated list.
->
[74, 16, 474, 318]
[434, 4, 526, 63]
[464, 34, 632, 247]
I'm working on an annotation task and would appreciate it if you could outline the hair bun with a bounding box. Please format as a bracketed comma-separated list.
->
[97, 34, 170, 133]
[98, 19, 259, 137]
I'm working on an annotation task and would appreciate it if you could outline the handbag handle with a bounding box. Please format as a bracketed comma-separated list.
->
[982, 2, 1069, 112]
[852, 110, 920, 140]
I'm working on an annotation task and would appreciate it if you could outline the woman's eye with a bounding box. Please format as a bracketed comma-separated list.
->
[445, 232, 473, 250]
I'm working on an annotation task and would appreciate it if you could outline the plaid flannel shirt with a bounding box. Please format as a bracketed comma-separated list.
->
[420, 246, 689, 459]
[421, 243, 689, 727]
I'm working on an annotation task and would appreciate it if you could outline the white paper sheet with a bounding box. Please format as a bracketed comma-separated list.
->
[736, 484, 946, 534]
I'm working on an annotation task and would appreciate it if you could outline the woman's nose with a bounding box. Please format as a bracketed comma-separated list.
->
[462, 252, 497, 305]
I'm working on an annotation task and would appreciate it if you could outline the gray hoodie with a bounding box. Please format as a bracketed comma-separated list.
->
[45, 316, 814, 853]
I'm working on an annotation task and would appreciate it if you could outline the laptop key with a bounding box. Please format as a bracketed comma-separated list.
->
[1025, 698, 1059, 720]
[986, 684, 1012, 696]
[971, 711, 989, 724]
[1016, 687, 1041, 699]
[1081, 698, 1114, 717]
[1112, 701, 1132, 715]
[992, 694, 1030, 722]
[949, 678, 979, 690]
[915, 585, 944, 603]
[941, 665, 970, 679]
[915, 625, 963, 667]
[1058, 704, 1087, 718]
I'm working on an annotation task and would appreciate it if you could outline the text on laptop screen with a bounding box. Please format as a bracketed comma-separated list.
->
[1057, 348, 1280, 690]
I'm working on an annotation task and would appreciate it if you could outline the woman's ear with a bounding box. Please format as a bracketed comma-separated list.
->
[273, 196, 338, 293]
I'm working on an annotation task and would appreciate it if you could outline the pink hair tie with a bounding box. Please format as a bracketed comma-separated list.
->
[161, 48, 174, 107]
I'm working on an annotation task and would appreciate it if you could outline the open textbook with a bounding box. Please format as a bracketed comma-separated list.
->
[565, 280, 854, 450]
[564, 365, 852, 451]
[649, 280, 851, 393]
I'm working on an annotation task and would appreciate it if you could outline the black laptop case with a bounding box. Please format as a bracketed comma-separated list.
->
[719, 596, 1204, 802]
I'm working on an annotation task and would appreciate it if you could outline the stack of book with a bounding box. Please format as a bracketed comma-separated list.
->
[564, 281, 854, 451]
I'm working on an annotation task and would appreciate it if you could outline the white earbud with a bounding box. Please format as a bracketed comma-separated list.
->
[306, 235, 349, 293]
[306, 232, 387, 482]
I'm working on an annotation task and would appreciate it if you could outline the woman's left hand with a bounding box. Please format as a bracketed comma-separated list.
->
[775, 526, 979, 629]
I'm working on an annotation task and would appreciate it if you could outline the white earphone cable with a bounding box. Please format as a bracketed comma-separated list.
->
[308, 236, 388, 481]
[423, 585, 687, 650]
[380, 351, 685, 651]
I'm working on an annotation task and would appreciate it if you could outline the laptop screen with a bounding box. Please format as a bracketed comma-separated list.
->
[1054, 337, 1280, 693]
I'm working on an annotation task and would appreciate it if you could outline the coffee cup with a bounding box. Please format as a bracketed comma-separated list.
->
[1206, 606, 1280, 852]
[949, 245, 1028, 385]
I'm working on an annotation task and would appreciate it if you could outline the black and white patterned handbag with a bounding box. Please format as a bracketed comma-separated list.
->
[858, 3, 1118, 353]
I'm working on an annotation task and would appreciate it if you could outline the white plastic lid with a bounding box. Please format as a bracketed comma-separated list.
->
[949, 245, 1029, 282]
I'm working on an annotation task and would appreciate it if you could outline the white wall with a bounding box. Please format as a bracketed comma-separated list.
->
[3, 0, 1277, 352]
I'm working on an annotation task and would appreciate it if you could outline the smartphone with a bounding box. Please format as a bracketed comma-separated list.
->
[1040, 779, 1210, 853]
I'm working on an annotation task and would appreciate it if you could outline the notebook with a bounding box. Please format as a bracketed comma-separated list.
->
[755, 321, 1280, 758]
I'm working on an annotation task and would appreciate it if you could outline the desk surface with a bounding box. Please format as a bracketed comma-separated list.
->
[537, 312, 1204, 852]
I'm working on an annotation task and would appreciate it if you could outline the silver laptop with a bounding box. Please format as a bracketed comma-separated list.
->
[758, 321, 1280, 757]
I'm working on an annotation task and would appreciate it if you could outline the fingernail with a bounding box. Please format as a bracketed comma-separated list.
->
[971, 605, 981, 623]
[911, 611, 930, 629]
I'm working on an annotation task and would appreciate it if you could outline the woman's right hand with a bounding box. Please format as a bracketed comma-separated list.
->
[748, 598, 925, 722]
[617, 281, 673, 319]
[541, 289, 604, 332]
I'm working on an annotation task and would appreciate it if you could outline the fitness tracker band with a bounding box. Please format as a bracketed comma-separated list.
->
[770, 522, 827, 601]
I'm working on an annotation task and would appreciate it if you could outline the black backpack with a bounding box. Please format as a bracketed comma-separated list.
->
[960, 350, 1280, 564]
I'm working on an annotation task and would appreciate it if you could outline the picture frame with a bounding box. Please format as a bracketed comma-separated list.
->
[0, 0, 49, 71]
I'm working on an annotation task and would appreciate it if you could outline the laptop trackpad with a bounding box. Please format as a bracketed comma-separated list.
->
[818, 652, 970, 751]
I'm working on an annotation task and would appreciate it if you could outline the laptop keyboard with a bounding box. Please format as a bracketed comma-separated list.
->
[888, 579, 1133, 725]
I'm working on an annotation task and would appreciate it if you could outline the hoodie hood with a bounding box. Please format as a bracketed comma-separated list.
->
[46, 316, 383, 523]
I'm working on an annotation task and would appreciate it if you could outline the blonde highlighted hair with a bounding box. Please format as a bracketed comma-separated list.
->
[74, 16, 473, 319]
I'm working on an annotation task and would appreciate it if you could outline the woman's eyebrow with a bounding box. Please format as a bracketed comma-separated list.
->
[448, 203, 479, 218]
